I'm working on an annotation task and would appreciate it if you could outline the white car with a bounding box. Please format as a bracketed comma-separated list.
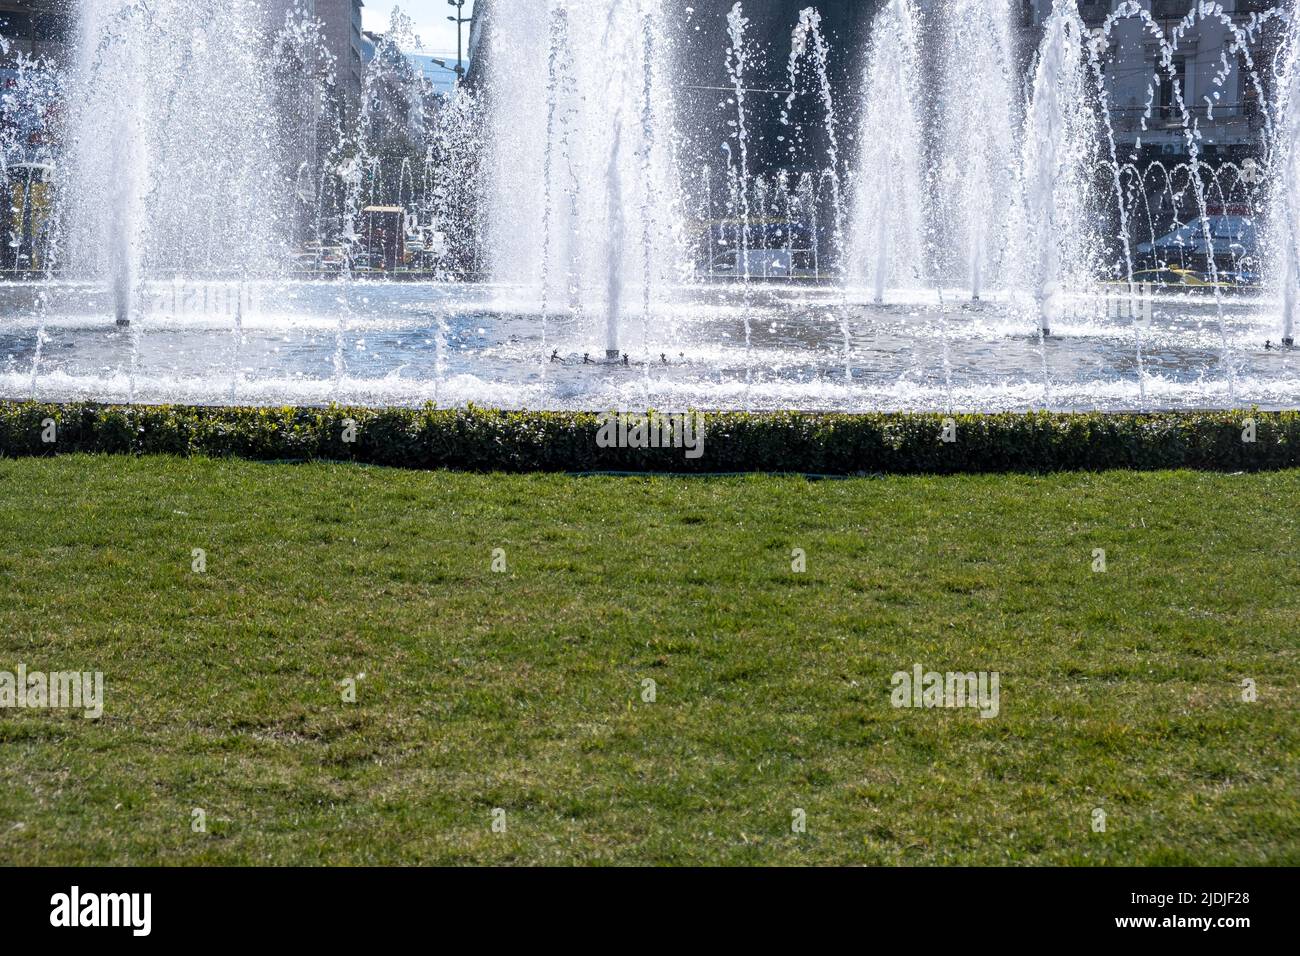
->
[707, 248, 818, 279]
[1135, 216, 1258, 261]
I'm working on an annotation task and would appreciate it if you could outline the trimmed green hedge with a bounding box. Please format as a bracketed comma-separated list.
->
[0, 402, 1296, 474]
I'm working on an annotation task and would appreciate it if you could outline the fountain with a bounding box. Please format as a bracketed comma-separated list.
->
[65, 1, 284, 296]
[934, 0, 1024, 303]
[482, 0, 683, 363]
[845, 0, 927, 304]
[1022, 0, 1101, 336]
[1275, 5, 1300, 348]
[785, 8, 844, 258]
[0, 0, 1297, 414]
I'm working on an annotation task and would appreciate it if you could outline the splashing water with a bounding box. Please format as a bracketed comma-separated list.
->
[935, 0, 1024, 303]
[1022, 0, 1101, 335]
[483, 0, 684, 358]
[0, 0, 1297, 415]
[846, 0, 927, 304]
[66, 1, 285, 301]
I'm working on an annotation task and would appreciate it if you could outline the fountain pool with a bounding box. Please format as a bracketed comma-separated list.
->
[1, 0, 1298, 414]
[2, 278, 1294, 412]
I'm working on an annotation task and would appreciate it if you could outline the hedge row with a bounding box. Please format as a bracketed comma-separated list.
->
[0, 402, 1296, 474]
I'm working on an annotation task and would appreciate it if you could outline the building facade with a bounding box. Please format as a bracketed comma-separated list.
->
[0, 0, 67, 164]
[319, 0, 365, 109]
[0, 0, 68, 66]
[267, 0, 364, 112]
[2, 2, 363, 109]
[678, 0, 880, 175]
[1021, 0, 1284, 160]
[0, 1, 66, 271]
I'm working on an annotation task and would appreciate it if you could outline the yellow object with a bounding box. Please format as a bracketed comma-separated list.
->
[7, 162, 55, 271]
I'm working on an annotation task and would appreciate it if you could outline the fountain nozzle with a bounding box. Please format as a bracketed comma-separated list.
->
[115, 318, 131, 327]
[606, 348, 621, 362]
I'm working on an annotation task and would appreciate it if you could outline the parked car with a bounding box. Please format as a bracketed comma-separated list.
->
[1127, 266, 1259, 291]
[403, 227, 448, 270]
[1134, 215, 1258, 270]
[292, 244, 347, 273]
[707, 248, 818, 280]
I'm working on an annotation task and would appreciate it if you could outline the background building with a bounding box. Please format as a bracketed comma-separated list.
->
[466, 0, 880, 176]
[0, 0, 68, 66]
[677, 0, 880, 175]
[0, 1, 66, 272]
[3, 2, 364, 118]
[267, 0, 365, 115]
[0, 1, 68, 164]
[1020, 0, 1284, 161]
[318, 0, 365, 109]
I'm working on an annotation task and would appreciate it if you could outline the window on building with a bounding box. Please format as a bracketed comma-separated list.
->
[0, 12, 34, 44]
[1078, 1, 1111, 24]
[1158, 57, 1187, 123]
[1238, 53, 1259, 122]
[33, 14, 69, 44]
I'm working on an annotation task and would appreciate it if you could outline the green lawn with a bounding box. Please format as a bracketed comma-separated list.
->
[0, 456, 1296, 865]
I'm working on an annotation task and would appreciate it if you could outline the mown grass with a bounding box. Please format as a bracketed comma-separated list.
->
[0, 456, 1296, 865]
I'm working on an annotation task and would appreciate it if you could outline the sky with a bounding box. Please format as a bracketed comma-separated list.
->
[362, 1, 476, 54]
